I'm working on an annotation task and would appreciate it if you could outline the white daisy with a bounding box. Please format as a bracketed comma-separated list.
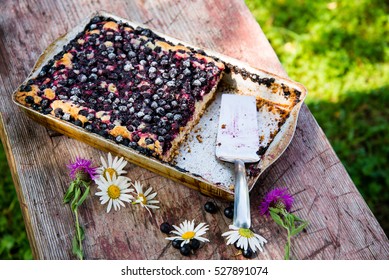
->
[166, 220, 209, 246]
[131, 180, 160, 215]
[222, 225, 267, 253]
[97, 152, 128, 180]
[95, 174, 133, 213]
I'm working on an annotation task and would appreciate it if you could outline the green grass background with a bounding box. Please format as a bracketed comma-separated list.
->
[246, 0, 389, 236]
[0, 0, 388, 259]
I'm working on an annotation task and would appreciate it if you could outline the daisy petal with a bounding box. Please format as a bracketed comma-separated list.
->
[170, 230, 182, 236]
[100, 156, 107, 168]
[146, 192, 157, 201]
[240, 237, 247, 249]
[107, 199, 113, 213]
[227, 233, 241, 245]
[222, 230, 238, 237]
[144, 187, 153, 196]
[194, 222, 206, 232]
[100, 196, 110, 204]
[108, 153, 113, 167]
[195, 236, 209, 243]
[147, 199, 159, 204]
[236, 237, 244, 249]
[248, 237, 258, 253]
[172, 225, 185, 235]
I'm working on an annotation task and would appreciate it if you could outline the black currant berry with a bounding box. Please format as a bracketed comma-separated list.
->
[242, 248, 253, 259]
[204, 201, 218, 214]
[189, 239, 200, 250]
[172, 239, 182, 249]
[224, 206, 234, 219]
[159, 222, 172, 234]
[180, 244, 191, 256]
[25, 96, 34, 104]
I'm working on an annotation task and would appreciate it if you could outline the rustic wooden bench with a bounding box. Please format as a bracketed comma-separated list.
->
[0, 0, 388, 260]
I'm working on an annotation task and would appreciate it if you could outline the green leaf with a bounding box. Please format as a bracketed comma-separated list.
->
[63, 182, 76, 204]
[71, 188, 81, 212]
[291, 221, 308, 236]
[270, 209, 286, 228]
[77, 186, 90, 207]
[269, 207, 281, 214]
[288, 213, 295, 223]
[72, 236, 83, 260]
[286, 213, 295, 230]
[76, 225, 85, 241]
[82, 180, 91, 189]
[72, 235, 78, 250]
[291, 214, 307, 223]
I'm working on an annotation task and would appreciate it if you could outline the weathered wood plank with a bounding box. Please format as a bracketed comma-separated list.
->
[0, 0, 388, 260]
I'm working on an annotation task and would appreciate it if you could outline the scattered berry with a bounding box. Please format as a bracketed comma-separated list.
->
[242, 248, 254, 259]
[224, 206, 234, 219]
[159, 222, 172, 234]
[172, 239, 183, 249]
[189, 239, 200, 250]
[204, 201, 218, 214]
[180, 244, 192, 256]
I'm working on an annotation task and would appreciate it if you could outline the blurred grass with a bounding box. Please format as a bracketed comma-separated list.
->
[0, 141, 32, 259]
[246, 0, 389, 235]
[0, 0, 388, 259]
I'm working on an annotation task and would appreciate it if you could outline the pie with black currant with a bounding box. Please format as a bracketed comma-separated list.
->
[15, 16, 225, 162]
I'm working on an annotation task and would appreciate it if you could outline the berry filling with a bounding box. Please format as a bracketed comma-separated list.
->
[16, 16, 224, 161]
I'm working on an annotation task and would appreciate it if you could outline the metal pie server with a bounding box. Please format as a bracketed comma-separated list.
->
[216, 94, 260, 228]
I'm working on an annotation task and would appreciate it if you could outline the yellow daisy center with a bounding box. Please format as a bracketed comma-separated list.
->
[238, 228, 254, 238]
[182, 231, 195, 240]
[104, 168, 117, 180]
[107, 184, 121, 199]
[137, 193, 147, 204]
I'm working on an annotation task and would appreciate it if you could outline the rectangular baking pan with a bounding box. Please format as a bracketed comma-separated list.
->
[12, 11, 307, 200]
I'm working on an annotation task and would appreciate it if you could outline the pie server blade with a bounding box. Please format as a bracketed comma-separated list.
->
[216, 94, 259, 228]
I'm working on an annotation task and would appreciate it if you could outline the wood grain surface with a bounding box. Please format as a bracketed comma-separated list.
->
[0, 0, 388, 260]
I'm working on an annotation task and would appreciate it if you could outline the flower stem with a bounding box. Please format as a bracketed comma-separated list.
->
[284, 229, 291, 260]
[282, 209, 291, 260]
[269, 207, 308, 260]
[74, 209, 83, 260]
[64, 179, 89, 260]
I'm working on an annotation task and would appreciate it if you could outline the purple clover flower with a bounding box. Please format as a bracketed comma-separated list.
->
[259, 188, 294, 216]
[67, 157, 98, 181]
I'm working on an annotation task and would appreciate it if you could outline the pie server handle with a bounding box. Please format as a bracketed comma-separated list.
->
[233, 159, 251, 229]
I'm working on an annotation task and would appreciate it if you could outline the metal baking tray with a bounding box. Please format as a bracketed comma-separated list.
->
[12, 11, 307, 200]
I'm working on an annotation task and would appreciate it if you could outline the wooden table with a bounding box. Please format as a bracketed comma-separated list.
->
[1, 0, 388, 260]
